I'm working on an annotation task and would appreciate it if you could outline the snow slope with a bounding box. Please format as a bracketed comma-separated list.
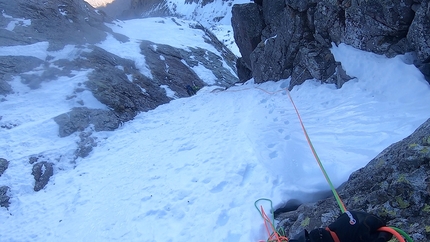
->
[153, 0, 251, 55]
[1, 16, 430, 242]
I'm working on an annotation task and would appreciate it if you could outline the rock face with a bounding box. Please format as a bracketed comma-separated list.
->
[0, 186, 10, 208]
[232, 0, 430, 88]
[276, 118, 430, 241]
[0, 158, 10, 208]
[0, 158, 9, 177]
[231, 3, 265, 76]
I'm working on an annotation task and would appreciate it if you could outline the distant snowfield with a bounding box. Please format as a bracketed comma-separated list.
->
[1, 16, 430, 242]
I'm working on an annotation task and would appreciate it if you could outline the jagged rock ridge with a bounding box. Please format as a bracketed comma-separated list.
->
[232, 0, 430, 89]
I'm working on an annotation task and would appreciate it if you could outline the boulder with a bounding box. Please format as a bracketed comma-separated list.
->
[0, 158, 9, 177]
[31, 161, 54, 192]
[54, 107, 120, 137]
[0, 186, 10, 208]
[140, 38, 237, 92]
[276, 118, 430, 242]
[86, 66, 155, 119]
[75, 131, 98, 158]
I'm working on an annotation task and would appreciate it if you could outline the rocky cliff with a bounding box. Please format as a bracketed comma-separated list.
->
[232, 0, 430, 89]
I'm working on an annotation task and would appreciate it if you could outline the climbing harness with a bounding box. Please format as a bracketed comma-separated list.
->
[251, 85, 414, 242]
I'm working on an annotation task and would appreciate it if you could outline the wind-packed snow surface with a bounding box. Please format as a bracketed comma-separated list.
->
[1, 16, 430, 242]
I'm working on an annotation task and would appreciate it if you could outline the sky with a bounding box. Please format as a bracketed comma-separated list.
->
[85, 0, 116, 7]
[1, 4, 430, 242]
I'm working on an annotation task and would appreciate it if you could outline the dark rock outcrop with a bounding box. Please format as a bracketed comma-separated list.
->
[408, 0, 430, 83]
[75, 131, 98, 158]
[0, 158, 10, 208]
[86, 66, 159, 119]
[276, 118, 430, 241]
[54, 107, 120, 137]
[0, 158, 9, 177]
[0, 186, 10, 208]
[190, 22, 238, 81]
[140, 38, 237, 94]
[0, 56, 45, 95]
[31, 161, 54, 192]
[344, 0, 415, 55]
[140, 40, 205, 97]
[236, 57, 253, 83]
[231, 3, 265, 76]
[232, 0, 430, 88]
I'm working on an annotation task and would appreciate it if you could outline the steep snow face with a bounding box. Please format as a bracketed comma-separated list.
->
[166, 0, 251, 56]
[164, 0, 250, 26]
[138, 0, 252, 55]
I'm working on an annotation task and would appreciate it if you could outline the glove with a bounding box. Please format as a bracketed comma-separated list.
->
[314, 211, 392, 242]
[289, 211, 392, 242]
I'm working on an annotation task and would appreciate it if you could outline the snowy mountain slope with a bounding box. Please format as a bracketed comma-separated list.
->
[95, 0, 251, 55]
[1, 0, 430, 241]
[161, 0, 251, 55]
[1, 30, 430, 242]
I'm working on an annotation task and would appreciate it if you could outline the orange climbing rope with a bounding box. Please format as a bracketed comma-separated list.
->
[259, 206, 289, 242]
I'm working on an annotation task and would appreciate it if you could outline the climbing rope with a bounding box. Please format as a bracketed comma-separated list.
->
[248, 84, 413, 242]
[255, 198, 289, 242]
[285, 90, 347, 213]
